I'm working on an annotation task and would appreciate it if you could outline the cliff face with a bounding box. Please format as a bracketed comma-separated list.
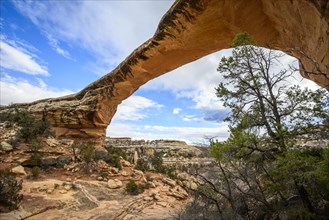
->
[1, 0, 328, 140]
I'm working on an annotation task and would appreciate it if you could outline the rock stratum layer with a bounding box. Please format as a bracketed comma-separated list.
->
[1, 0, 328, 140]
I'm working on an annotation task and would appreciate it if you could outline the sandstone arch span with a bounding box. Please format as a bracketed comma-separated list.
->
[1, 0, 328, 141]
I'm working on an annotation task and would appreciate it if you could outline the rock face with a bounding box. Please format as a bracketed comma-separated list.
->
[0, 0, 328, 140]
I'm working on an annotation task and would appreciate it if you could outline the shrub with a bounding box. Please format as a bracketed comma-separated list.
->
[125, 180, 145, 195]
[135, 152, 178, 179]
[79, 141, 95, 164]
[0, 170, 23, 212]
[94, 150, 108, 161]
[31, 166, 40, 179]
[105, 145, 127, 160]
[19, 117, 51, 142]
[135, 158, 149, 172]
[103, 146, 127, 170]
[99, 169, 108, 179]
[28, 139, 43, 165]
[104, 154, 122, 170]
[5, 109, 52, 143]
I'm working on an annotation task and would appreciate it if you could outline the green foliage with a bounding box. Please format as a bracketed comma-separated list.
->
[0, 170, 23, 212]
[4, 109, 52, 143]
[28, 139, 43, 165]
[135, 152, 178, 179]
[79, 141, 95, 164]
[99, 169, 108, 179]
[105, 145, 127, 160]
[31, 166, 40, 179]
[103, 145, 127, 170]
[125, 180, 145, 195]
[150, 152, 164, 172]
[231, 32, 256, 47]
[105, 145, 127, 169]
[197, 33, 329, 218]
[105, 154, 122, 170]
[135, 158, 148, 172]
[315, 147, 329, 197]
[19, 113, 51, 142]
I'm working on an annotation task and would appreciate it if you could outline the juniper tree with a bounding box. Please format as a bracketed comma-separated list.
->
[184, 33, 329, 219]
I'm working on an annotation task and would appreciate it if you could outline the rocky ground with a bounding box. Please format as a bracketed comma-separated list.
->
[1, 177, 188, 220]
[0, 122, 204, 220]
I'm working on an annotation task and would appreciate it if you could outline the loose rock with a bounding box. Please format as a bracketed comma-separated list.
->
[107, 179, 123, 189]
[1, 141, 13, 151]
[11, 165, 27, 175]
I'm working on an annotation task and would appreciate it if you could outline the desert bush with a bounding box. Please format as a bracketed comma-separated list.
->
[103, 145, 127, 170]
[99, 169, 108, 179]
[31, 166, 40, 179]
[4, 109, 52, 143]
[135, 158, 148, 172]
[136, 152, 178, 179]
[94, 150, 108, 161]
[18, 115, 51, 142]
[79, 141, 95, 164]
[105, 145, 127, 160]
[28, 139, 43, 166]
[125, 180, 145, 195]
[104, 154, 122, 170]
[0, 170, 23, 213]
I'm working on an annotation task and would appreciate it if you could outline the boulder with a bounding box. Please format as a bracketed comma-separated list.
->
[41, 157, 57, 168]
[162, 177, 176, 187]
[109, 167, 119, 174]
[168, 186, 188, 200]
[190, 182, 198, 190]
[97, 160, 108, 169]
[46, 137, 60, 147]
[107, 179, 122, 189]
[120, 171, 129, 177]
[1, 141, 13, 152]
[121, 159, 131, 167]
[11, 165, 27, 175]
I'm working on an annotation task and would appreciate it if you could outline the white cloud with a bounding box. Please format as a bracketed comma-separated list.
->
[114, 96, 163, 121]
[142, 49, 320, 121]
[107, 123, 229, 144]
[182, 115, 201, 122]
[44, 32, 73, 60]
[0, 40, 49, 76]
[0, 74, 74, 105]
[142, 50, 231, 119]
[172, 108, 182, 115]
[13, 1, 173, 74]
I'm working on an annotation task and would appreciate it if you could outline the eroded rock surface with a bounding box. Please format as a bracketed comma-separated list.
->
[0, 179, 186, 220]
[1, 0, 328, 140]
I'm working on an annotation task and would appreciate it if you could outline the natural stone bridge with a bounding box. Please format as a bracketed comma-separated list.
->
[1, 0, 328, 141]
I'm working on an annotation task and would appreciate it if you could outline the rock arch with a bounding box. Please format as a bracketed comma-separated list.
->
[1, 0, 328, 141]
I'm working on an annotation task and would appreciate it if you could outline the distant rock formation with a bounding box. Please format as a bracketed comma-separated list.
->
[1, 0, 328, 141]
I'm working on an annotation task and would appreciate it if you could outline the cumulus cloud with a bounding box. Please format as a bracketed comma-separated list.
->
[0, 38, 49, 76]
[142, 50, 231, 122]
[113, 96, 163, 121]
[172, 108, 182, 115]
[0, 74, 74, 105]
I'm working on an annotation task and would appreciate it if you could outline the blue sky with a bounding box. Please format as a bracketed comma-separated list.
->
[0, 1, 320, 144]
